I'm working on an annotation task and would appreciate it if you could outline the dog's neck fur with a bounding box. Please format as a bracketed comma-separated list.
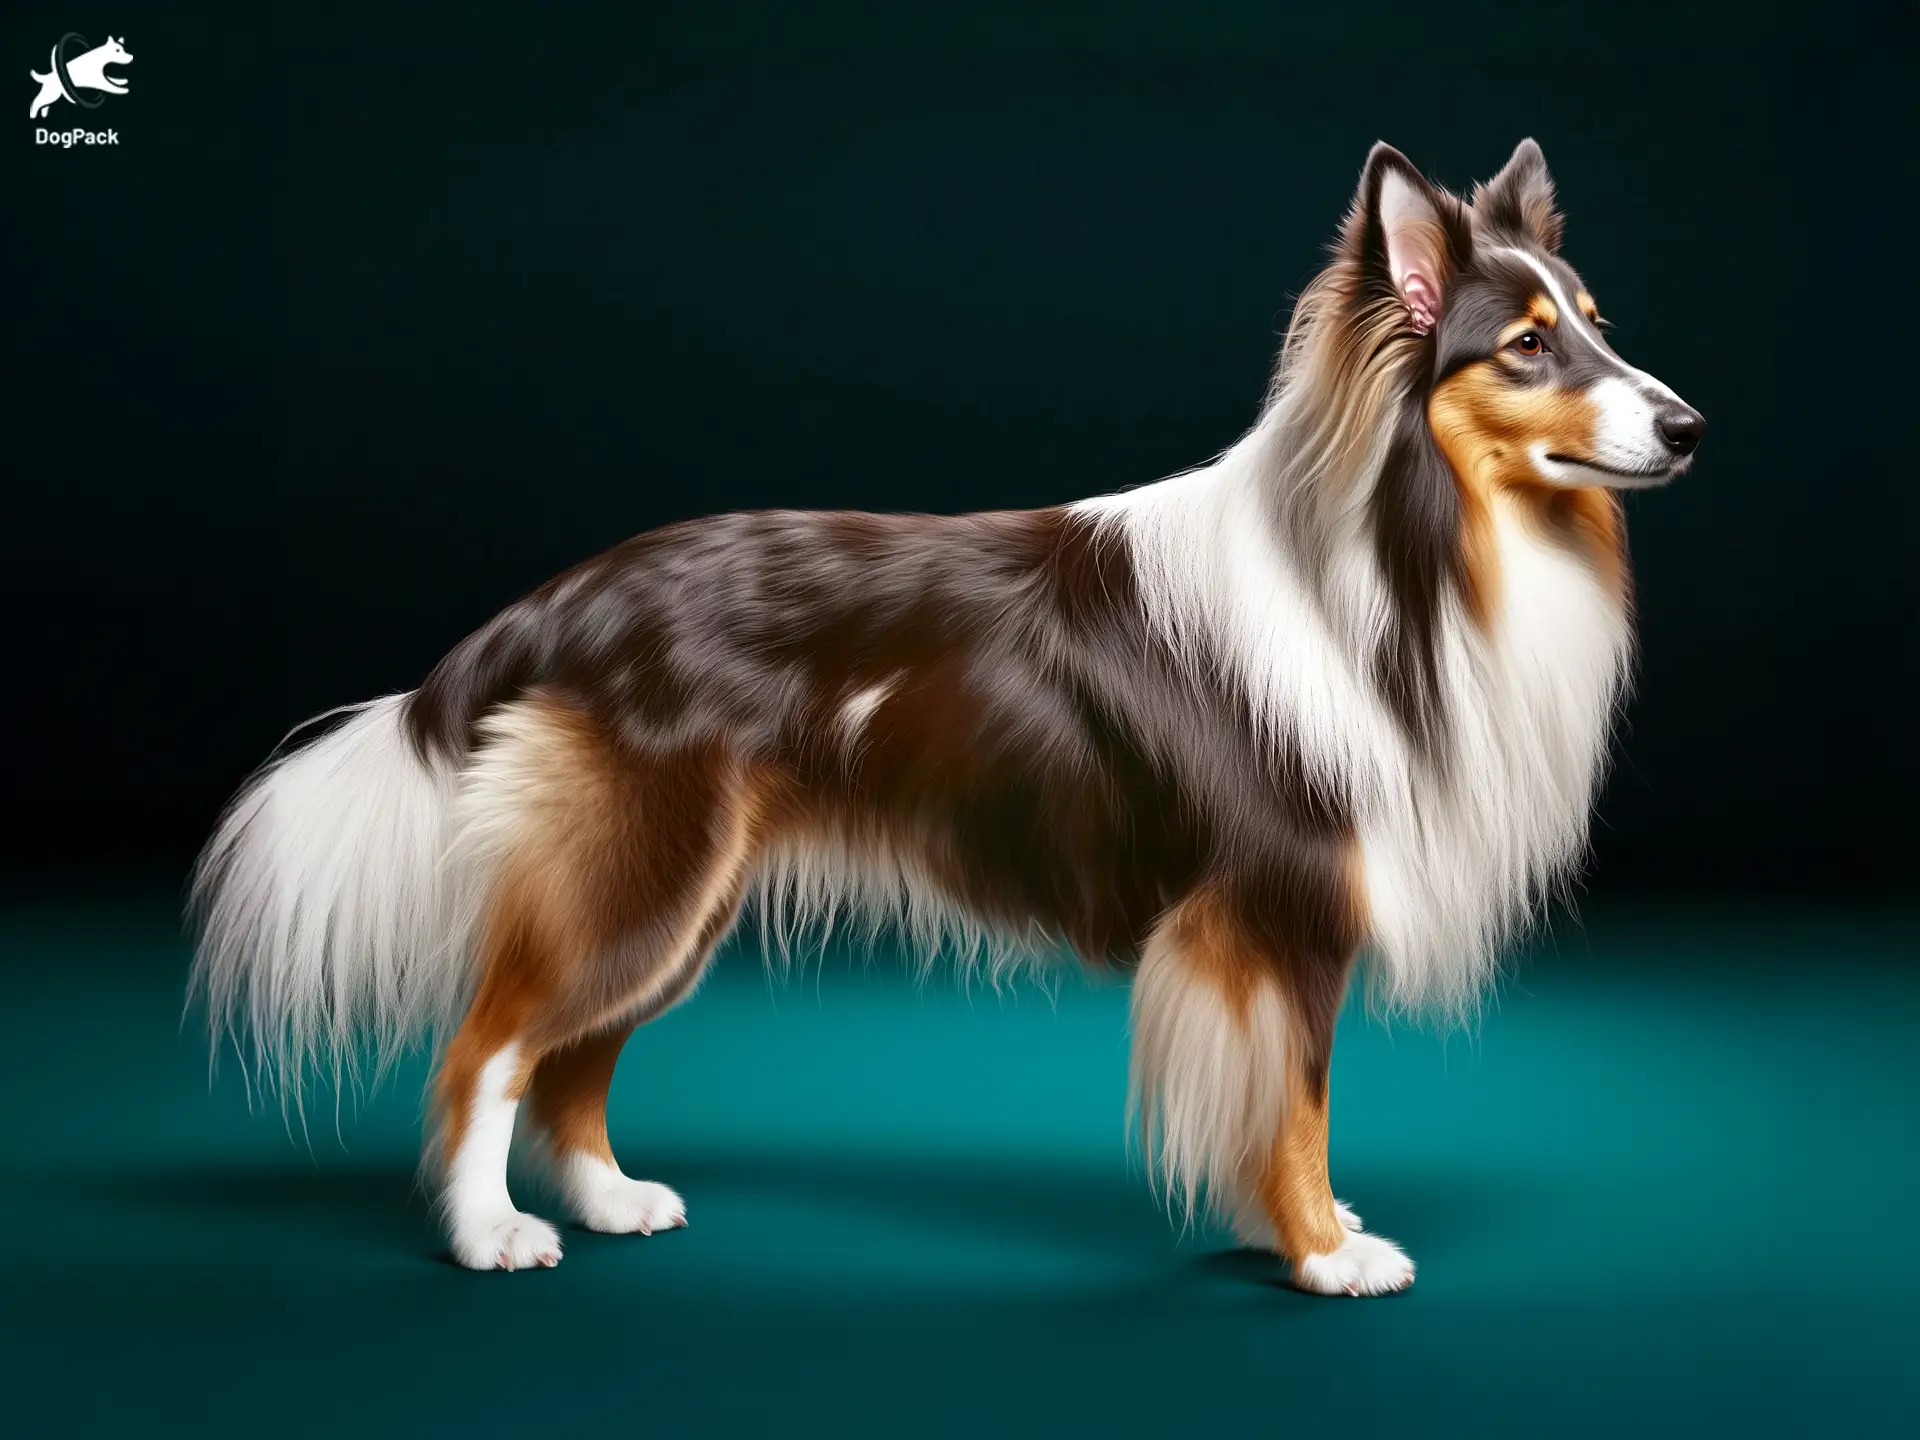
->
[1077, 343, 1632, 1015]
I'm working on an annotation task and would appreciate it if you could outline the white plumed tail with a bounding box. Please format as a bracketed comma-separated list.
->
[188, 693, 472, 1102]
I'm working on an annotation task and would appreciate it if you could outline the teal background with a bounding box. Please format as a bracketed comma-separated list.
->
[2, 895, 1915, 1434]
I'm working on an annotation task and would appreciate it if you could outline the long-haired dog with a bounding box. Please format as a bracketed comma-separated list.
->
[191, 140, 1703, 1293]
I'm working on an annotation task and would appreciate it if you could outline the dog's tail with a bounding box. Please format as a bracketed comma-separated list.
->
[188, 693, 477, 1105]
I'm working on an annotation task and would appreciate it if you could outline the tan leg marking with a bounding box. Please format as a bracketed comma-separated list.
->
[526, 1023, 629, 1166]
[1256, 1064, 1347, 1263]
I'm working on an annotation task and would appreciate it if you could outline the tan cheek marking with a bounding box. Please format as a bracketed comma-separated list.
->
[1430, 362, 1601, 483]
[1429, 364, 1618, 619]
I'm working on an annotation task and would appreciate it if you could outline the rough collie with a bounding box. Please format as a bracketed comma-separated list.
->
[191, 139, 1702, 1294]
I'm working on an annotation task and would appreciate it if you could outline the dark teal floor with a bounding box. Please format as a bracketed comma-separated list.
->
[1, 896, 1915, 1436]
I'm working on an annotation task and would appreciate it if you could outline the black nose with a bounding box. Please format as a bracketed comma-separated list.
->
[1657, 404, 1706, 456]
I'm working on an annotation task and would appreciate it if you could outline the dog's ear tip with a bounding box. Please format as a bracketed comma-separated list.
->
[1363, 141, 1415, 173]
[1475, 139, 1563, 252]
[1504, 138, 1552, 177]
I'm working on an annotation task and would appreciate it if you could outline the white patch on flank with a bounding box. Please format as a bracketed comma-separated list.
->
[442, 1044, 563, 1271]
[1127, 922, 1292, 1231]
[189, 694, 473, 1104]
[837, 675, 897, 740]
[556, 1154, 686, 1235]
[1292, 1229, 1416, 1297]
[1079, 378, 1631, 1020]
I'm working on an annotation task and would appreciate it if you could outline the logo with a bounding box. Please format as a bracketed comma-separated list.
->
[29, 32, 130, 145]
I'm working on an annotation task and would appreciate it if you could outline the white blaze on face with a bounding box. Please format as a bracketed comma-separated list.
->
[1496, 246, 1687, 488]
[1500, 246, 1601, 346]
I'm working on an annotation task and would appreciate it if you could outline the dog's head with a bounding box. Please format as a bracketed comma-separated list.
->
[1342, 139, 1704, 492]
[101, 36, 132, 66]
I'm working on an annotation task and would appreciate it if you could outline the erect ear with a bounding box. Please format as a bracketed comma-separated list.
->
[1350, 143, 1473, 337]
[1473, 138, 1564, 252]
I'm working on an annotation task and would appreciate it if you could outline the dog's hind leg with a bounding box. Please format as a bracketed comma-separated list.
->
[429, 693, 770, 1271]
[524, 1028, 679, 1236]
[522, 881, 744, 1237]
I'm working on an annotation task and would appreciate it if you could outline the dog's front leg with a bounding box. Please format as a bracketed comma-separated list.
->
[1131, 880, 1414, 1296]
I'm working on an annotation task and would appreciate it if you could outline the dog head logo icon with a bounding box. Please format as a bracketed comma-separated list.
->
[29, 33, 132, 119]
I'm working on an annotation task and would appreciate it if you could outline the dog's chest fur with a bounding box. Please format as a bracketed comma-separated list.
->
[1357, 492, 1631, 1010]
[1087, 453, 1631, 1013]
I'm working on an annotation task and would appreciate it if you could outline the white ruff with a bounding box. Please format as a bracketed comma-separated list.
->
[1077, 408, 1631, 1017]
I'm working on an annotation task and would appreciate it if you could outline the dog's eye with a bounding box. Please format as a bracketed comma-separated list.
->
[1511, 331, 1546, 356]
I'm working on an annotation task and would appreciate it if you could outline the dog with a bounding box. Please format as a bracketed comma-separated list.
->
[28, 35, 131, 119]
[191, 139, 1702, 1293]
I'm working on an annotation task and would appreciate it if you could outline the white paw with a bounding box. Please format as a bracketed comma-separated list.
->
[1291, 1230, 1415, 1297]
[575, 1177, 687, 1236]
[449, 1211, 564, 1271]
[561, 1155, 686, 1235]
[1334, 1199, 1363, 1231]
